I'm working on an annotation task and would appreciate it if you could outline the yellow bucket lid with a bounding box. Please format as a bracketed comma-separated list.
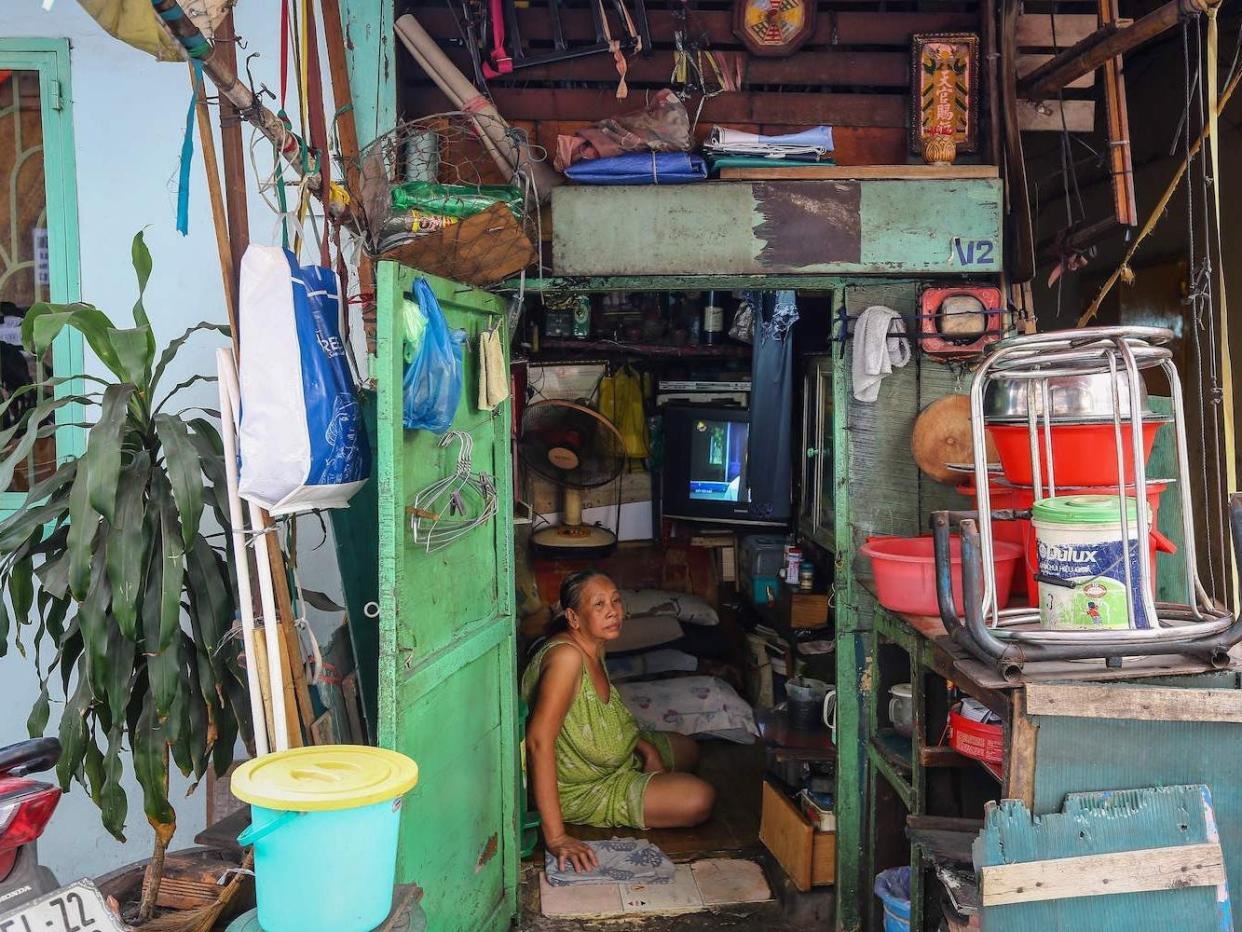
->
[231, 746, 419, 812]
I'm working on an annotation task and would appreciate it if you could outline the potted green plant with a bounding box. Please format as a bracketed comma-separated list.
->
[0, 233, 250, 924]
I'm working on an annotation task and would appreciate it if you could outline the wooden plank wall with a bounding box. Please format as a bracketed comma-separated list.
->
[398, 0, 988, 167]
[1028, 673, 1242, 918]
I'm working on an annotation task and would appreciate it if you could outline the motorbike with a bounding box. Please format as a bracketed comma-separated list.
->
[0, 738, 62, 915]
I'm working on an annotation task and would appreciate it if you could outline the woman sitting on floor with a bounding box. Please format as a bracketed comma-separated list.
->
[522, 570, 717, 873]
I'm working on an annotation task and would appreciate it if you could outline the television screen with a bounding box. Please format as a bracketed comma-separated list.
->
[687, 418, 749, 503]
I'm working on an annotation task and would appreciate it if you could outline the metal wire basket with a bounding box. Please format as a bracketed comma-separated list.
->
[345, 113, 541, 285]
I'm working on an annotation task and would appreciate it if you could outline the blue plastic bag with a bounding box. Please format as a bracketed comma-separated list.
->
[403, 278, 466, 433]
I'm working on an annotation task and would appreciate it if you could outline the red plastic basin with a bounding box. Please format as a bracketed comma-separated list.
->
[957, 480, 1174, 606]
[987, 420, 1166, 487]
[860, 535, 1023, 617]
[949, 705, 1004, 765]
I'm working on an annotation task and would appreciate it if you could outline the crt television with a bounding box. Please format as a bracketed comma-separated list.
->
[661, 404, 782, 526]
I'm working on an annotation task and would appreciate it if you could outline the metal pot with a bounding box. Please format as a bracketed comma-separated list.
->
[983, 371, 1152, 422]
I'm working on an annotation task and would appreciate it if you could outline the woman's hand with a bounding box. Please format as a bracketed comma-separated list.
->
[637, 739, 666, 774]
[547, 834, 599, 873]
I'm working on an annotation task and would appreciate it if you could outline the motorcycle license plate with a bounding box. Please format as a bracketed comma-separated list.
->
[0, 880, 125, 932]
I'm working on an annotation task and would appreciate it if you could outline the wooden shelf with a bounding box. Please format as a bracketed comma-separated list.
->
[871, 729, 913, 774]
[538, 338, 751, 358]
[868, 737, 914, 810]
[717, 164, 1001, 181]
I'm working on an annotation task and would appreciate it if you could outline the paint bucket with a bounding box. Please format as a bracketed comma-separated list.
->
[232, 746, 419, 932]
[874, 866, 912, 932]
[1032, 495, 1152, 630]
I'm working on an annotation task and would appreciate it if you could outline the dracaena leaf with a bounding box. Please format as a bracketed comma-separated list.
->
[154, 414, 203, 549]
[80, 551, 113, 704]
[85, 382, 136, 523]
[27, 679, 50, 736]
[23, 303, 125, 380]
[9, 555, 32, 630]
[152, 475, 186, 652]
[83, 733, 105, 804]
[65, 465, 98, 601]
[105, 452, 152, 639]
[107, 328, 153, 388]
[56, 659, 91, 792]
[101, 729, 128, 842]
[131, 697, 176, 830]
[130, 232, 154, 334]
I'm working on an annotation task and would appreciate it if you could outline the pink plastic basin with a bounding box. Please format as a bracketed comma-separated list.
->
[860, 535, 1023, 617]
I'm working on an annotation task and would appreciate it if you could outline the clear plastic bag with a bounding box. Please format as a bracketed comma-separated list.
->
[403, 278, 466, 433]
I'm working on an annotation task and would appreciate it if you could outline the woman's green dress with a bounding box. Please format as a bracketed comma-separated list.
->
[521, 639, 674, 829]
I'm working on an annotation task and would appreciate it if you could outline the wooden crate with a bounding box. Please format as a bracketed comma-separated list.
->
[760, 780, 836, 892]
[790, 591, 831, 630]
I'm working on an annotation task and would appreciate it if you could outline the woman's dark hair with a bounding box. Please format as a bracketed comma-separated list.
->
[546, 569, 608, 635]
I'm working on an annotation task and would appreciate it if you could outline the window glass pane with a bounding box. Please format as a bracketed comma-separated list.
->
[0, 69, 55, 492]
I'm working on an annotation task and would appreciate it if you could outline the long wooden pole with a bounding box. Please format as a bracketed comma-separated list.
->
[1019, 0, 1209, 100]
[191, 63, 236, 328]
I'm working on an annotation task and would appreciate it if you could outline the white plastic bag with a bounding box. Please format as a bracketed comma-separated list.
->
[237, 245, 369, 514]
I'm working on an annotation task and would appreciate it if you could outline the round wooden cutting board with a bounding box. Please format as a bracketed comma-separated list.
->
[911, 394, 998, 484]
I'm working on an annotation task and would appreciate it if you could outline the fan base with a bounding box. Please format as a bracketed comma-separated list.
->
[531, 524, 619, 561]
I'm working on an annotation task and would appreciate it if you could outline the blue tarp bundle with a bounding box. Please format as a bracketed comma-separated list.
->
[565, 152, 708, 185]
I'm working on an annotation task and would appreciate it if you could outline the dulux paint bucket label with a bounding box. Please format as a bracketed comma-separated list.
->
[1032, 495, 1152, 631]
[1034, 535, 1150, 629]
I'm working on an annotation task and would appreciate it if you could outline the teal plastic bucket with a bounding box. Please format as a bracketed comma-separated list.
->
[232, 746, 419, 932]
[239, 798, 403, 931]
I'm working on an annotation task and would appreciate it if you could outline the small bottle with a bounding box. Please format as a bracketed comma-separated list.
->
[703, 291, 723, 345]
[799, 562, 815, 592]
[785, 547, 802, 585]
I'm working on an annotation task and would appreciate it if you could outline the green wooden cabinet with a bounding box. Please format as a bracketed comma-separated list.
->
[374, 264, 519, 932]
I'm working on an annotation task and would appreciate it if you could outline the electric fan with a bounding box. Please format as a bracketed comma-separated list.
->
[519, 400, 626, 559]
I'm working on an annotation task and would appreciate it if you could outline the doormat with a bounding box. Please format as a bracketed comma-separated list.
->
[539, 858, 772, 919]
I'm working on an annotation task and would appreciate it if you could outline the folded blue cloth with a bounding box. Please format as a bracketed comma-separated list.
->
[544, 838, 676, 886]
[565, 152, 708, 185]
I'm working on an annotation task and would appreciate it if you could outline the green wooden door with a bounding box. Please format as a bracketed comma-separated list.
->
[375, 262, 518, 931]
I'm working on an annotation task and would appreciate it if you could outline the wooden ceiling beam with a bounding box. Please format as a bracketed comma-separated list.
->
[1018, 0, 1211, 101]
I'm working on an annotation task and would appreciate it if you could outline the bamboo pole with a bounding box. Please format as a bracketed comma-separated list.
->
[191, 63, 236, 319]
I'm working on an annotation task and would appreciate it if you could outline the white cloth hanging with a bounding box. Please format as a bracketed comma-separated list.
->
[852, 305, 910, 403]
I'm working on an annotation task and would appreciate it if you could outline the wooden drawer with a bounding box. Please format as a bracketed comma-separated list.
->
[759, 780, 836, 892]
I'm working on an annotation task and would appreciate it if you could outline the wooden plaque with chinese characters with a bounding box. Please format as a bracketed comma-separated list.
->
[911, 33, 979, 155]
[733, 0, 816, 58]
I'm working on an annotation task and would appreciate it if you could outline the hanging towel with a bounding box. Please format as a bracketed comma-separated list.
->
[852, 305, 910, 403]
[477, 326, 510, 411]
[544, 838, 676, 886]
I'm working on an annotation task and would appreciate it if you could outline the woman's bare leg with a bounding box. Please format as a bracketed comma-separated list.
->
[663, 732, 701, 772]
[643, 772, 716, 828]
